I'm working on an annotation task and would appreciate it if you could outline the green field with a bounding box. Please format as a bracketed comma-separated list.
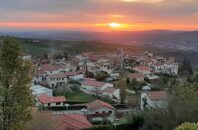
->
[65, 90, 97, 102]
[0, 37, 146, 56]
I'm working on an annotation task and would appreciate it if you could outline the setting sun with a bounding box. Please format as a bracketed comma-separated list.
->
[108, 22, 123, 28]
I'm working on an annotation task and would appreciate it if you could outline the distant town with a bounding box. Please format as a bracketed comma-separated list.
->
[25, 47, 182, 129]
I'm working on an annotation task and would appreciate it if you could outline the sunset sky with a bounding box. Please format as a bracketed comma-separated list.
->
[0, 0, 198, 31]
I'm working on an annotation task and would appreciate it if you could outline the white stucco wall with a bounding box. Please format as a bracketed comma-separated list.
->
[141, 93, 167, 110]
[69, 74, 84, 81]
[46, 76, 68, 88]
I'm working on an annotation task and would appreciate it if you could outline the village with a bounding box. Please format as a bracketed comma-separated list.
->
[27, 48, 179, 129]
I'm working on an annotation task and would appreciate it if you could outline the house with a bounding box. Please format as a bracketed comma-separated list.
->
[102, 87, 120, 100]
[164, 62, 178, 75]
[140, 57, 157, 67]
[32, 70, 47, 84]
[30, 85, 53, 97]
[40, 64, 60, 74]
[65, 72, 84, 81]
[152, 63, 165, 73]
[86, 100, 115, 116]
[46, 72, 84, 88]
[37, 94, 66, 108]
[98, 62, 114, 74]
[141, 91, 167, 110]
[80, 80, 113, 95]
[40, 64, 69, 75]
[128, 73, 145, 82]
[46, 73, 68, 88]
[52, 114, 92, 130]
[152, 62, 178, 75]
[133, 66, 151, 75]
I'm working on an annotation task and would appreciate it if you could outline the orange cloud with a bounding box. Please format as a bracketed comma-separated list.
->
[0, 22, 95, 30]
[0, 22, 198, 31]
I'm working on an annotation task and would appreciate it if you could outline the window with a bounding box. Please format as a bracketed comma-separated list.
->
[95, 112, 99, 114]
[56, 102, 61, 105]
[102, 111, 105, 113]
[48, 103, 50, 107]
[109, 111, 112, 114]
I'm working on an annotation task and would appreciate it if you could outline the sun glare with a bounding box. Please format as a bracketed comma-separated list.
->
[108, 22, 123, 28]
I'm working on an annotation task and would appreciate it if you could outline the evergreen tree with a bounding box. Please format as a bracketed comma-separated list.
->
[119, 78, 127, 104]
[182, 58, 193, 76]
[0, 37, 32, 130]
[187, 58, 193, 75]
[63, 52, 69, 60]
[43, 53, 48, 59]
[183, 58, 188, 71]
[126, 77, 130, 85]
[76, 66, 80, 72]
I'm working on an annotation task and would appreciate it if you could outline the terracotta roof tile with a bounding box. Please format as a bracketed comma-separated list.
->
[128, 73, 145, 79]
[147, 91, 167, 101]
[82, 80, 106, 87]
[103, 87, 116, 93]
[48, 72, 81, 79]
[87, 100, 115, 112]
[64, 72, 81, 76]
[48, 73, 67, 79]
[38, 94, 66, 104]
[134, 66, 151, 71]
[53, 114, 92, 130]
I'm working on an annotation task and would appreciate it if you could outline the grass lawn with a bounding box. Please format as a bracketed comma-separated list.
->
[65, 90, 97, 102]
[117, 118, 128, 125]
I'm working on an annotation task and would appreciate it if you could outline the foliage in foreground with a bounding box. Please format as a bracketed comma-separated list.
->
[175, 122, 198, 130]
[141, 83, 198, 130]
[0, 37, 32, 130]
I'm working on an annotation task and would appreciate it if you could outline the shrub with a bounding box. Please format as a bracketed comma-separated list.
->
[175, 122, 198, 130]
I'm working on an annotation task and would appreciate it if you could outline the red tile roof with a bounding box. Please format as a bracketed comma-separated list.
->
[128, 73, 145, 79]
[144, 58, 153, 63]
[48, 73, 67, 79]
[33, 70, 46, 77]
[53, 114, 92, 130]
[87, 100, 115, 112]
[48, 72, 81, 79]
[147, 91, 167, 101]
[41, 64, 57, 71]
[134, 66, 151, 71]
[103, 87, 116, 93]
[89, 55, 98, 61]
[55, 65, 66, 70]
[41, 64, 66, 72]
[81, 80, 106, 87]
[38, 95, 66, 104]
[64, 72, 81, 76]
